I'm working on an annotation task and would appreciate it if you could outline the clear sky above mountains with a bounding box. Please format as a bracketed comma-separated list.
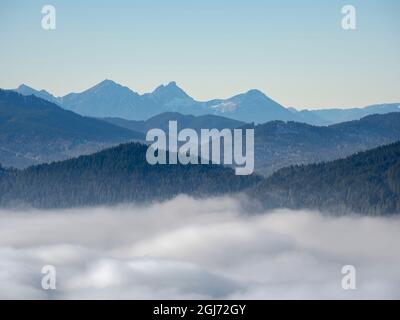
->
[0, 0, 399, 109]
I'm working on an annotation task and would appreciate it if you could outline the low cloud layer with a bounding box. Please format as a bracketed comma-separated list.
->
[0, 195, 399, 299]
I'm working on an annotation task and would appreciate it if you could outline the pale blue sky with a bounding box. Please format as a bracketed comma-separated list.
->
[0, 0, 399, 109]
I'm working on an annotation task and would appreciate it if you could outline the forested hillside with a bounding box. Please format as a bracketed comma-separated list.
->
[0, 143, 261, 208]
[250, 112, 400, 175]
[251, 142, 400, 215]
[1, 139, 399, 215]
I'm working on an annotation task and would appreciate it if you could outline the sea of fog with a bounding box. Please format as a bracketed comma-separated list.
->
[0, 195, 399, 299]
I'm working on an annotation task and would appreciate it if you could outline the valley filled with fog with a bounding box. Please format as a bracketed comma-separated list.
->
[0, 195, 399, 299]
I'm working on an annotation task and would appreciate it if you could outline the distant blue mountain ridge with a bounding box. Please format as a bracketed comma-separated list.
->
[13, 80, 400, 125]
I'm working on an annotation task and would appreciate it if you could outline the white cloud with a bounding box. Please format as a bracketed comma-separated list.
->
[0, 195, 399, 299]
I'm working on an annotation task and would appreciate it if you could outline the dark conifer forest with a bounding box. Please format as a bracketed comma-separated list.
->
[0, 140, 399, 215]
[251, 142, 400, 215]
[0, 142, 261, 208]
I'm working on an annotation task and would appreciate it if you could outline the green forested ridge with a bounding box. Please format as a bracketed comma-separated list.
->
[251, 141, 400, 215]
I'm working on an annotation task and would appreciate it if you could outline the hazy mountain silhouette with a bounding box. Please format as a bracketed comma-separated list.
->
[15, 84, 60, 105]
[309, 103, 400, 124]
[13, 80, 400, 125]
[204, 89, 301, 123]
[60, 79, 151, 119]
[42, 79, 298, 122]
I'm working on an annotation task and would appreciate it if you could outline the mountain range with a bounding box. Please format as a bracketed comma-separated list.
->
[13, 80, 400, 125]
[0, 80, 397, 215]
[2, 88, 400, 175]
[0, 90, 143, 168]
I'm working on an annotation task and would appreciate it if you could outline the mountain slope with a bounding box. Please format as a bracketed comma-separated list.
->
[106, 111, 400, 177]
[251, 142, 400, 215]
[0, 90, 144, 168]
[145, 81, 194, 105]
[307, 103, 400, 124]
[204, 89, 298, 123]
[249, 112, 400, 176]
[60, 79, 152, 119]
[0, 142, 261, 208]
[14, 84, 60, 105]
